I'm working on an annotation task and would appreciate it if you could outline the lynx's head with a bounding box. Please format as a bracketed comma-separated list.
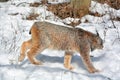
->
[91, 31, 103, 51]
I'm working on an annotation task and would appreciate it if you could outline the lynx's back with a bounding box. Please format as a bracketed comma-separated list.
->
[32, 22, 79, 51]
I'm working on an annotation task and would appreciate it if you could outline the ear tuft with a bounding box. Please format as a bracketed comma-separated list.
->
[95, 29, 99, 36]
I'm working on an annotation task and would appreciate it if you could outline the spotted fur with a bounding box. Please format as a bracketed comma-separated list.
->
[19, 21, 103, 73]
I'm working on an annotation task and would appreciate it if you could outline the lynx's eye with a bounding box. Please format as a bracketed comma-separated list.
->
[97, 37, 103, 45]
[95, 37, 99, 42]
[95, 37, 101, 44]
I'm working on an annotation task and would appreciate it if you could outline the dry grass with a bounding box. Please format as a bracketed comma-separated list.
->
[26, 13, 39, 20]
[47, 2, 88, 19]
[96, 0, 120, 10]
[30, 2, 42, 7]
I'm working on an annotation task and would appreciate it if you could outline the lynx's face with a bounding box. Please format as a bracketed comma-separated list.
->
[94, 36, 103, 49]
[91, 35, 103, 51]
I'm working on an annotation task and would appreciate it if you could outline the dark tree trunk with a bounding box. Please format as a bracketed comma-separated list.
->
[0, 0, 8, 2]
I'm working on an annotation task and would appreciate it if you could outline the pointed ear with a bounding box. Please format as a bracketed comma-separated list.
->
[96, 29, 99, 36]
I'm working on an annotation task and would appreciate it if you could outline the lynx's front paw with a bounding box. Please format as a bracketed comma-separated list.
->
[32, 61, 43, 65]
[18, 54, 25, 62]
[64, 64, 74, 70]
[88, 68, 100, 73]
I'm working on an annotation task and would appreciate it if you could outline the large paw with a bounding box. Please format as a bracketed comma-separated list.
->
[69, 66, 74, 70]
[18, 55, 25, 62]
[64, 64, 74, 70]
[32, 61, 43, 65]
[88, 68, 100, 73]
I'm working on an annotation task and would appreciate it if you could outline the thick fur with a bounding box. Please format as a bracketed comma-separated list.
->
[19, 21, 103, 73]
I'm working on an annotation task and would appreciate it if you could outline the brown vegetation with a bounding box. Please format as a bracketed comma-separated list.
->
[30, 2, 42, 7]
[47, 2, 88, 19]
[95, 0, 120, 10]
[26, 13, 39, 20]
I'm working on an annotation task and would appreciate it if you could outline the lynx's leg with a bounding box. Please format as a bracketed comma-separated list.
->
[19, 39, 32, 62]
[80, 45, 99, 73]
[64, 51, 74, 70]
[26, 23, 44, 65]
[27, 45, 45, 65]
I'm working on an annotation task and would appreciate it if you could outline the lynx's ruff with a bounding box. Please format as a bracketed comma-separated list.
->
[19, 21, 103, 73]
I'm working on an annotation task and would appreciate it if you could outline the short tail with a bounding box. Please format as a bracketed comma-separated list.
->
[29, 22, 38, 35]
[29, 29, 31, 34]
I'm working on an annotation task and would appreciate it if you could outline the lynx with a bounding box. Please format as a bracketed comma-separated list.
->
[19, 21, 103, 73]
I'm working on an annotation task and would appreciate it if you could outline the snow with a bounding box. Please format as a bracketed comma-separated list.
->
[0, 0, 120, 80]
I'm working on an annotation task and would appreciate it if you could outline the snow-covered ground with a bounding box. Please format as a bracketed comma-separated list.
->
[0, 0, 120, 80]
